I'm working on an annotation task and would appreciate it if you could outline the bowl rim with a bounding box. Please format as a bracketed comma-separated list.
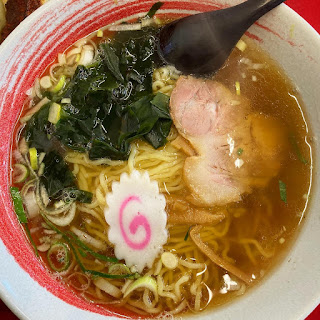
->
[0, 1, 319, 319]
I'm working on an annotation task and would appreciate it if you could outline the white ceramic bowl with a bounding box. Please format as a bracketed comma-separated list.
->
[0, 1, 319, 319]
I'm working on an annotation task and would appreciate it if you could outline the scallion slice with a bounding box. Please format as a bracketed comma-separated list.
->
[279, 180, 287, 203]
[29, 147, 38, 171]
[10, 187, 39, 256]
[51, 75, 66, 93]
[289, 134, 308, 164]
[237, 148, 244, 156]
[124, 275, 158, 298]
[41, 213, 135, 279]
[13, 164, 29, 183]
[184, 226, 192, 241]
[10, 187, 28, 223]
[108, 263, 131, 275]
[146, 1, 163, 18]
[47, 242, 71, 272]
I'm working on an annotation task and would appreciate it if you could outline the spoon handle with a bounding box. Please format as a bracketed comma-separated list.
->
[239, 0, 286, 26]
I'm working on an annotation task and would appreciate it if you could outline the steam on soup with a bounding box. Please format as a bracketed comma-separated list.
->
[10, 4, 313, 318]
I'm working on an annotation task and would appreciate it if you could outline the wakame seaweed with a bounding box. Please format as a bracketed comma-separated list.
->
[49, 27, 171, 160]
[41, 151, 92, 203]
[24, 107, 92, 203]
[24, 27, 171, 201]
[24, 103, 54, 152]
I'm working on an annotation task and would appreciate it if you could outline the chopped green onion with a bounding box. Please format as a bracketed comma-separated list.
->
[39, 76, 52, 89]
[10, 187, 28, 223]
[237, 148, 244, 156]
[38, 162, 45, 176]
[87, 270, 136, 279]
[184, 226, 192, 241]
[38, 152, 46, 165]
[97, 29, 103, 38]
[61, 98, 71, 104]
[40, 213, 134, 279]
[78, 247, 87, 257]
[146, 1, 163, 18]
[29, 147, 38, 170]
[67, 232, 118, 263]
[124, 275, 158, 298]
[13, 163, 29, 183]
[47, 242, 70, 272]
[48, 103, 61, 124]
[10, 187, 39, 256]
[279, 180, 287, 203]
[289, 134, 308, 164]
[161, 252, 178, 269]
[25, 224, 39, 257]
[235, 81, 241, 95]
[108, 263, 131, 275]
[236, 39, 247, 52]
[51, 75, 66, 93]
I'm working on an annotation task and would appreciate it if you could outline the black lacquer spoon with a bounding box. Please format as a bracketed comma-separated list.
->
[158, 0, 286, 75]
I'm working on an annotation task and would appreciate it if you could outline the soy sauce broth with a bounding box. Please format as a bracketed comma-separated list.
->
[10, 23, 313, 316]
[205, 36, 313, 306]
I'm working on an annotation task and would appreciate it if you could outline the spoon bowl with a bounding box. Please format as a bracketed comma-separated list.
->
[158, 0, 286, 75]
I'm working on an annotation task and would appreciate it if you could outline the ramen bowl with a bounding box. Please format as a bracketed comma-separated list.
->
[0, 0, 319, 319]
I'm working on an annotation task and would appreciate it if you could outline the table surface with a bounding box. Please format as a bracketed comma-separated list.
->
[0, 0, 320, 319]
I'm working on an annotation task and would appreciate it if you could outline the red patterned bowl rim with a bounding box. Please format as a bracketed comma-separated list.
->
[0, 1, 320, 319]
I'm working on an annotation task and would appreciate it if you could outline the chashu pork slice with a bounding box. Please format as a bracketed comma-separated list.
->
[170, 76, 288, 206]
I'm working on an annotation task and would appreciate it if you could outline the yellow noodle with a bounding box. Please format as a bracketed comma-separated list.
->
[124, 303, 148, 315]
[128, 300, 162, 314]
[169, 300, 188, 315]
[243, 243, 257, 265]
[79, 258, 106, 271]
[78, 206, 107, 227]
[82, 199, 99, 209]
[84, 223, 109, 244]
[221, 241, 236, 264]
[153, 66, 179, 94]
[55, 63, 278, 316]
[174, 275, 190, 300]
[239, 239, 275, 258]
[194, 286, 202, 312]
[143, 289, 157, 308]
[154, 259, 162, 276]
[78, 171, 89, 191]
[157, 275, 178, 302]
[95, 286, 104, 299]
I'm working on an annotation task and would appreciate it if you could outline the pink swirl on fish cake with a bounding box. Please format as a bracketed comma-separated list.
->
[119, 195, 151, 250]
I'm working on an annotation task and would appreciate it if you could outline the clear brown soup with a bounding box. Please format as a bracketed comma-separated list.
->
[205, 36, 313, 306]
[11, 26, 313, 318]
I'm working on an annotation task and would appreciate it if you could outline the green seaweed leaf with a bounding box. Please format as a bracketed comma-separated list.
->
[279, 180, 287, 203]
[146, 2, 164, 18]
[100, 43, 124, 82]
